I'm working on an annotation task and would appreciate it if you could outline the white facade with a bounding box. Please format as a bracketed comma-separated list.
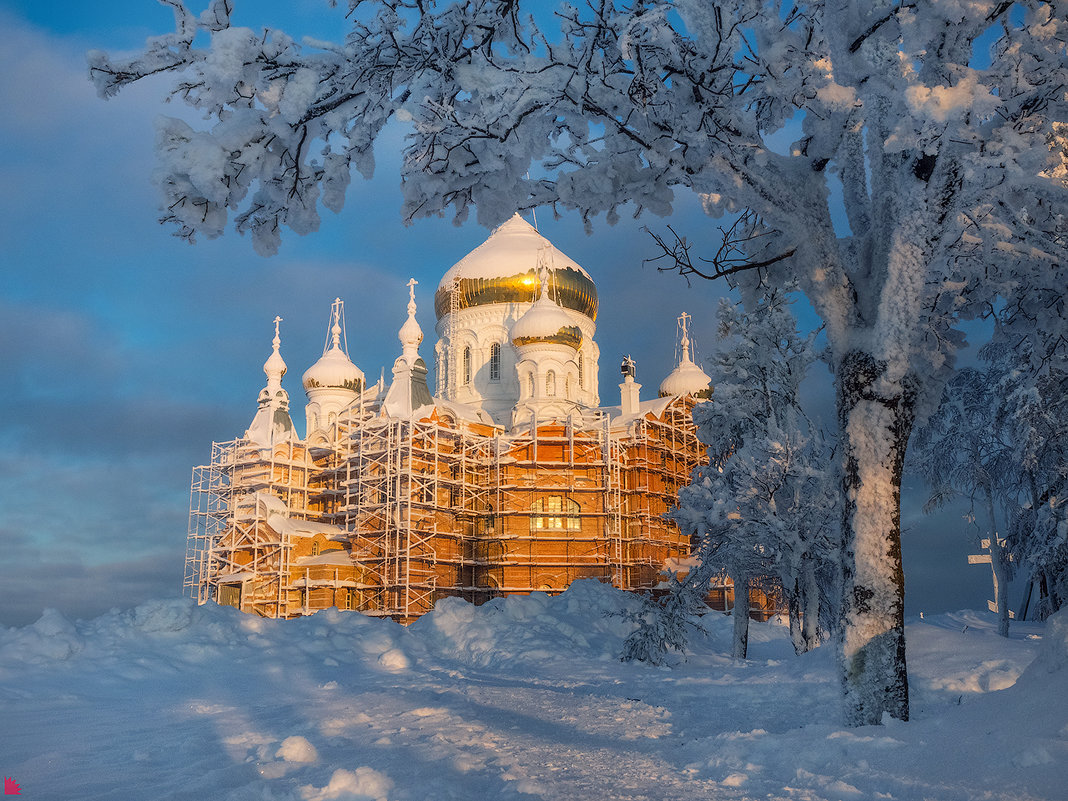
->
[434, 215, 601, 426]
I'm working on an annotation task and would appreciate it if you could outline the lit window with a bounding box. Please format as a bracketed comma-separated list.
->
[531, 495, 581, 531]
[489, 342, 501, 382]
[546, 370, 556, 397]
[463, 346, 472, 385]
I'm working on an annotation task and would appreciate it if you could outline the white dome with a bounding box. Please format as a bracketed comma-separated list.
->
[439, 214, 591, 287]
[659, 360, 712, 398]
[302, 346, 364, 392]
[659, 319, 712, 398]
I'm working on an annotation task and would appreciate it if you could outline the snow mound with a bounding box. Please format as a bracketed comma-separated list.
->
[301, 767, 393, 801]
[412, 579, 641, 668]
[1, 608, 84, 662]
[1031, 606, 1068, 674]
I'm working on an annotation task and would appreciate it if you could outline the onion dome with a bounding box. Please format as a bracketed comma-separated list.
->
[510, 269, 583, 350]
[399, 278, 423, 358]
[659, 312, 712, 399]
[434, 213, 598, 321]
[247, 316, 296, 447]
[259, 315, 288, 404]
[302, 299, 364, 393]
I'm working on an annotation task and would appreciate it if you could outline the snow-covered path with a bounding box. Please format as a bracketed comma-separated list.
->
[2, 582, 1065, 800]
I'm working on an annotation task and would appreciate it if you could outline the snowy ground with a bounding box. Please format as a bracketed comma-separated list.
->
[2, 580, 1065, 801]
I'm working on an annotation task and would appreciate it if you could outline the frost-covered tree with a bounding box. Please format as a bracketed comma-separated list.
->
[675, 289, 836, 659]
[91, 1, 1068, 724]
[619, 558, 718, 666]
[916, 326, 1068, 631]
[983, 333, 1068, 618]
[913, 365, 1017, 637]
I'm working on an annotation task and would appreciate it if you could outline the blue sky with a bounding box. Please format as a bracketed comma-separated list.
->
[0, 1, 990, 626]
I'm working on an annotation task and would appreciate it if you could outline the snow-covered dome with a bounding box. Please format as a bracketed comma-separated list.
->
[302, 311, 364, 393]
[511, 270, 583, 350]
[302, 346, 363, 392]
[659, 359, 712, 398]
[399, 278, 423, 355]
[659, 314, 712, 399]
[434, 214, 598, 322]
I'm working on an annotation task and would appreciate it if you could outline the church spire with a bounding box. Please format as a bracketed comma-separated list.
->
[246, 316, 297, 447]
[398, 277, 423, 363]
[383, 278, 433, 417]
[263, 316, 287, 395]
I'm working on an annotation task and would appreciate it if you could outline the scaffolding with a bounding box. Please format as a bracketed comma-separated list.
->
[185, 437, 317, 617]
[186, 393, 708, 623]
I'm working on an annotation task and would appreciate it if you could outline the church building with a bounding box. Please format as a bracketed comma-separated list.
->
[184, 215, 718, 622]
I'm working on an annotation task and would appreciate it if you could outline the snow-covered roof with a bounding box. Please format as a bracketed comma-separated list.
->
[293, 551, 354, 567]
[252, 492, 349, 540]
[419, 397, 496, 426]
[215, 571, 257, 583]
[601, 396, 677, 427]
[437, 214, 591, 292]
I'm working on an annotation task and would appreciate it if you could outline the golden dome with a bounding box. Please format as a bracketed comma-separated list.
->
[510, 271, 583, 350]
[434, 215, 598, 321]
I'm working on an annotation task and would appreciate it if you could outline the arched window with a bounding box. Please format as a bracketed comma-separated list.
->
[578, 351, 585, 389]
[530, 495, 581, 532]
[463, 346, 472, 385]
[311, 540, 321, 557]
[565, 376, 571, 400]
[546, 370, 556, 397]
[489, 342, 501, 382]
[528, 373, 535, 398]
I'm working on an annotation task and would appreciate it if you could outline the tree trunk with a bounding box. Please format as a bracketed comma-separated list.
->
[837, 351, 914, 726]
[788, 574, 806, 655]
[803, 559, 821, 651]
[732, 572, 750, 660]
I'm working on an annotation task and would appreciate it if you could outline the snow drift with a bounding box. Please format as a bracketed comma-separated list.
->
[1, 581, 1064, 800]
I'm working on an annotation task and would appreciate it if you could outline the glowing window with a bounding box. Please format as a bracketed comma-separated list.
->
[531, 495, 580, 532]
